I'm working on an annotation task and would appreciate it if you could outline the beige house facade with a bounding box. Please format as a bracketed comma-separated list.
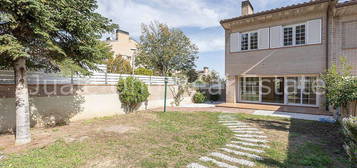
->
[106, 29, 138, 65]
[221, 0, 357, 112]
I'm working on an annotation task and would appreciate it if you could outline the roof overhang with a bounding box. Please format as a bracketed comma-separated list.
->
[221, 0, 330, 30]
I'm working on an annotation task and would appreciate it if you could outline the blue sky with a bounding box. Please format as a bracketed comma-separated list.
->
[96, 0, 313, 76]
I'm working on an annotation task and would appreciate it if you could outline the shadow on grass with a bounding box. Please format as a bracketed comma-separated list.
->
[241, 115, 352, 168]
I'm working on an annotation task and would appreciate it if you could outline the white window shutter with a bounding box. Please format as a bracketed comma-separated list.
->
[230, 32, 241, 52]
[270, 26, 283, 48]
[258, 28, 269, 49]
[307, 19, 322, 44]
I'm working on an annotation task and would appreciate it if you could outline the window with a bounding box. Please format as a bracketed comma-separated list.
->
[250, 32, 258, 50]
[283, 24, 306, 46]
[284, 27, 293, 46]
[295, 24, 306, 45]
[241, 33, 248, 50]
[240, 31, 258, 51]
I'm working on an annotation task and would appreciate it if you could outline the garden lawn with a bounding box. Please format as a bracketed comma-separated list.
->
[0, 111, 352, 168]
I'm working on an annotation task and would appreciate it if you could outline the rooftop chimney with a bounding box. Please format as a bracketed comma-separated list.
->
[115, 29, 130, 41]
[242, 0, 254, 16]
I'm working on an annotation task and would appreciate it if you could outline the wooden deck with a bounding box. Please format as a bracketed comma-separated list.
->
[216, 103, 332, 116]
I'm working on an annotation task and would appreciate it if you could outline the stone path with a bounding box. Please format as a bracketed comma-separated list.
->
[187, 114, 269, 168]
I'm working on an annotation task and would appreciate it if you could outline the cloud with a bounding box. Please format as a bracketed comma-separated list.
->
[97, 0, 233, 37]
[96, 0, 310, 52]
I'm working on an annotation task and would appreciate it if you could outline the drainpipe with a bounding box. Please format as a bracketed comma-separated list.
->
[325, 0, 333, 111]
[326, 0, 331, 72]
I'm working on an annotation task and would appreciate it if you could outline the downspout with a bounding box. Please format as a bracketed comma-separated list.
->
[325, 0, 331, 111]
[326, 0, 331, 72]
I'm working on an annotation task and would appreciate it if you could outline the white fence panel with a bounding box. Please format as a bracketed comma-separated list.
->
[0, 70, 177, 85]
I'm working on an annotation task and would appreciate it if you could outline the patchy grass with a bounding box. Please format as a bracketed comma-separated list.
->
[0, 112, 352, 168]
[0, 112, 232, 168]
[0, 140, 95, 168]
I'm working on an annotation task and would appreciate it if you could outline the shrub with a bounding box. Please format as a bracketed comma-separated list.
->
[193, 92, 206, 103]
[117, 77, 150, 113]
[321, 57, 357, 109]
[209, 94, 221, 102]
[107, 55, 133, 74]
[342, 117, 357, 164]
[134, 67, 154, 76]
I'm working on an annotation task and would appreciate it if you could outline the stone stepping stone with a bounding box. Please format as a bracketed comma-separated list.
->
[226, 144, 265, 153]
[234, 137, 269, 143]
[235, 134, 267, 138]
[200, 156, 237, 168]
[210, 152, 255, 167]
[233, 131, 264, 134]
[220, 148, 263, 160]
[218, 120, 239, 122]
[231, 141, 270, 148]
[227, 126, 250, 129]
[228, 125, 252, 128]
[231, 128, 259, 131]
[187, 163, 208, 168]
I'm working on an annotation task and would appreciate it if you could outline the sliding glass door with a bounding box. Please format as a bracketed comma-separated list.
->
[240, 77, 260, 102]
[262, 77, 285, 104]
[286, 76, 317, 105]
[239, 76, 318, 106]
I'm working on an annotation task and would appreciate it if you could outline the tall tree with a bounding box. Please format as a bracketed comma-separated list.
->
[0, 0, 117, 145]
[136, 22, 198, 76]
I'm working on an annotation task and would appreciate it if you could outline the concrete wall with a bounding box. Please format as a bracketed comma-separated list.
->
[0, 84, 193, 133]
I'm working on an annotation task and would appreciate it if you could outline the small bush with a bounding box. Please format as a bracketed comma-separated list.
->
[342, 117, 357, 164]
[117, 77, 150, 113]
[209, 94, 221, 102]
[193, 92, 206, 103]
[134, 67, 154, 76]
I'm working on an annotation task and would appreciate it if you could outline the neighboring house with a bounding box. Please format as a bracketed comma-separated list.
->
[197, 67, 210, 78]
[106, 29, 138, 66]
[220, 0, 357, 112]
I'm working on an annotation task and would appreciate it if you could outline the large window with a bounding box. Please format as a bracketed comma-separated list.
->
[284, 27, 293, 46]
[240, 77, 259, 102]
[283, 24, 306, 46]
[295, 25, 306, 45]
[241, 33, 249, 51]
[250, 32, 258, 50]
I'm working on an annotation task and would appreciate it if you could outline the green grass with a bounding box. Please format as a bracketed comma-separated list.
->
[0, 112, 352, 168]
[0, 140, 95, 168]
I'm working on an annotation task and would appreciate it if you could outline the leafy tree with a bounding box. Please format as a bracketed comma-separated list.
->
[117, 77, 150, 113]
[186, 69, 199, 83]
[136, 22, 198, 76]
[134, 67, 154, 76]
[107, 55, 133, 74]
[201, 70, 220, 85]
[0, 0, 117, 144]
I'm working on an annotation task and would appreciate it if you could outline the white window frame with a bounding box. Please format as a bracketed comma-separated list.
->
[283, 23, 306, 47]
[240, 31, 259, 51]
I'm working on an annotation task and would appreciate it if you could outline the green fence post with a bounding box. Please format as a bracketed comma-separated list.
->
[164, 77, 168, 112]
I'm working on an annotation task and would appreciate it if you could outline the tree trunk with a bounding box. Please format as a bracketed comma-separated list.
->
[14, 58, 31, 145]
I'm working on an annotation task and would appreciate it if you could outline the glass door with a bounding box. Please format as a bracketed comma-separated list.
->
[240, 77, 260, 102]
[286, 76, 317, 105]
[262, 77, 284, 104]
